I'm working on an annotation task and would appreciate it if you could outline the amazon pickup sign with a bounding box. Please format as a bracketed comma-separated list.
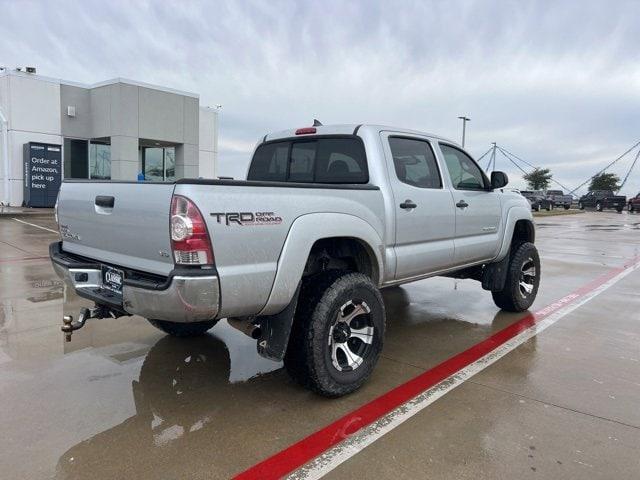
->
[23, 142, 62, 208]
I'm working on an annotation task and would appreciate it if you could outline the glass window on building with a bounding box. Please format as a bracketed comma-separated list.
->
[64, 138, 111, 179]
[89, 141, 111, 179]
[142, 146, 176, 181]
[63, 138, 88, 179]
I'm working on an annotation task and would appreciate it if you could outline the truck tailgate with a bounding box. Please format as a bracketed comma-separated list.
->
[57, 182, 176, 276]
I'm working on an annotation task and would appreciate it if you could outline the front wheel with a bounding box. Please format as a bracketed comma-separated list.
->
[492, 242, 541, 312]
[284, 271, 385, 397]
[147, 319, 218, 337]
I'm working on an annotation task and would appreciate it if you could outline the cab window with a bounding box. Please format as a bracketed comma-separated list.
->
[388, 137, 442, 189]
[248, 137, 368, 183]
[440, 144, 487, 190]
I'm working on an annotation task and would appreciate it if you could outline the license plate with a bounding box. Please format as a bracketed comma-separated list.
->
[101, 265, 124, 295]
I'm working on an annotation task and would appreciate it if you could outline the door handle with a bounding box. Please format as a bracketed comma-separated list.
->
[95, 195, 115, 208]
[399, 200, 417, 209]
[456, 200, 469, 209]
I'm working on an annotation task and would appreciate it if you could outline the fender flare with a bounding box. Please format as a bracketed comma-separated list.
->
[495, 206, 534, 261]
[258, 212, 384, 316]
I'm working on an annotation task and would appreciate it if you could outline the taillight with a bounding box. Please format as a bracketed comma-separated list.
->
[170, 195, 214, 265]
[295, 127, 316, 135]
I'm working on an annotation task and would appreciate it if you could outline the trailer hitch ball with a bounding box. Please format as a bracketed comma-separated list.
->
[61, 307, 92, 342]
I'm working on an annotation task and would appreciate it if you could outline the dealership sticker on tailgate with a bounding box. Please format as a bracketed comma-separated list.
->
[101, 265, 124, 295]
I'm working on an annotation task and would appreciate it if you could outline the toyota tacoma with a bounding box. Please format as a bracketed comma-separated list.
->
[51, 124, 540, 397]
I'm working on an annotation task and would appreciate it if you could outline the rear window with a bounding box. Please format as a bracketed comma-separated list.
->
[247, 137, 368, 184]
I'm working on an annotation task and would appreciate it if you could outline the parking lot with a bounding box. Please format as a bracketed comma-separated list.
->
[1, 210, 639, 479]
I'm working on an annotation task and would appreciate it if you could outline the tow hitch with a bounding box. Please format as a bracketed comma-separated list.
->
[61, 305, 125, 342]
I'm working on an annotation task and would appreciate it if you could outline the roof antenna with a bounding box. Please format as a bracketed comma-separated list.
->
[313, 119, 323, 126]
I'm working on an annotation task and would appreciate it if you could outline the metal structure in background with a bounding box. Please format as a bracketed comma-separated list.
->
[567, 140, 640, 195]
[458, 116, 470, 147]
[475, 140, 640, 196]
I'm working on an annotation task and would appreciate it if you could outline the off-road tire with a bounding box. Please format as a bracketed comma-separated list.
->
[147, 319, 218, 337]
[616, 207, 623, 213]
[284, 271, 385, 397]
[563, 205, 570, 210]
[492, 242, 540, 312]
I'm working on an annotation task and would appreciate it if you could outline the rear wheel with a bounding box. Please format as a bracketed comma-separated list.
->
[596, 202, 603, 212]
[147, 319, 218, 337]
[563, 204, 570, 210]
[284, 271, 385, 397]
[492, 242, 540, 312]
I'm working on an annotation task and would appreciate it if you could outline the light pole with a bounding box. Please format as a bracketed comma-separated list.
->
[458, 116, 470, 148]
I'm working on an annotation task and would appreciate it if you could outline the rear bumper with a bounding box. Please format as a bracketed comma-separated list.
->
[50, 242, 220, 322]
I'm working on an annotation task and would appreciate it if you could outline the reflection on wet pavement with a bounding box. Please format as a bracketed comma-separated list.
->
[2, 211, 640, 479]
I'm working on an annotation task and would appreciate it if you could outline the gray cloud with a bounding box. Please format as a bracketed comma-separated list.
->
[2, 0, 639, 193]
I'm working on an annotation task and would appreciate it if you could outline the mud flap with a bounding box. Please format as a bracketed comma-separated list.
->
[481, 251, 510, 291]
[255, 283, 301, 361]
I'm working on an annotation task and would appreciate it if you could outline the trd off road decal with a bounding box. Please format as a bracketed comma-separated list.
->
[210, 211, 283, 226]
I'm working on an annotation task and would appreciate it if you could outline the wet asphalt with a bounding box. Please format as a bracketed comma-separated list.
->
[1, 211, 639, 479]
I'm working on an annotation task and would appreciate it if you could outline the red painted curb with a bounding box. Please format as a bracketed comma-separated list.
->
[234, 257, 639, 480]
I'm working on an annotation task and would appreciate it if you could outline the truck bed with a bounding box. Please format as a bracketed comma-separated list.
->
[56, 178, 385, 317]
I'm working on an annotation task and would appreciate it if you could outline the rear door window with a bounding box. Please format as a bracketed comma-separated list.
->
[248, 137, 368, 183]
[388, 137, 442, 188]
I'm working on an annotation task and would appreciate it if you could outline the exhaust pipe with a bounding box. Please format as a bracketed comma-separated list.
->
[227, 317, 262, 340]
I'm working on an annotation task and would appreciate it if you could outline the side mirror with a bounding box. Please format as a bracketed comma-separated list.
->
[490, 171, 508, 189]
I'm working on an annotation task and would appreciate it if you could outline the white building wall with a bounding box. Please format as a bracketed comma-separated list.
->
[1, 74, 62, 206]
[0, 75, 10, 204]
[198, 107, 218, 179]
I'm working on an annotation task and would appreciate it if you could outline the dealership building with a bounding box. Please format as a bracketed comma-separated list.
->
[0, 68, 219, 207]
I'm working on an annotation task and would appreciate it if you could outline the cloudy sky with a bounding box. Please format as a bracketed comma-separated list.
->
[2, 0, 639, 194]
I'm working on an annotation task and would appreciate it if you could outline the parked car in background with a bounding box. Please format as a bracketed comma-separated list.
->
[544, 190, 573, 210]
[521, 190, 552, 211]
[628, 193, 640, 212]
[578, 190, 626, 212]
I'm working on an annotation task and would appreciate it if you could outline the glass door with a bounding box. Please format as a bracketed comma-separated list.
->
[142, 147, 176, 181]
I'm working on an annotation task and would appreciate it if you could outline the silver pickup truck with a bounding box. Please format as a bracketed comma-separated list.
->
[51, 124, 540, 397]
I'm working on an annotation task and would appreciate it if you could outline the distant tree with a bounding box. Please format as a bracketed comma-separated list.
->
[589, 172, 621, 192]
[523, 168, 553, 190]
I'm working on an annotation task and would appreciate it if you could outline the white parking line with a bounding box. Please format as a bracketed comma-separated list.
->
[12, 218, 59, 234]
